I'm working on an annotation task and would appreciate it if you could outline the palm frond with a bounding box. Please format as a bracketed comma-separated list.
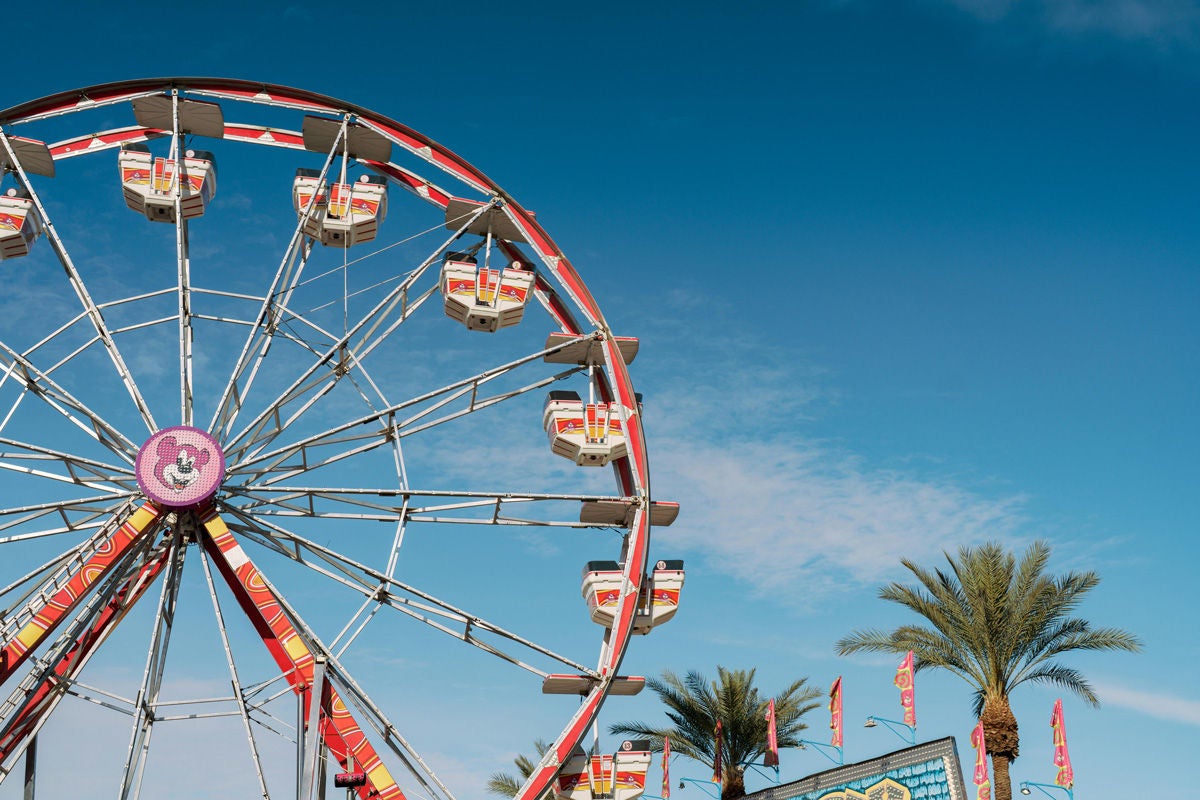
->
[608, 665, 819, 795]
[1014, 663, 1100, 706]
[486, 773, 524, 798]
[486, 738, 554, 798]
[841, 540, 1139, 718]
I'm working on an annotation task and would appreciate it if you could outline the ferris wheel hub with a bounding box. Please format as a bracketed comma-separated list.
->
[134, 426, 226, 508]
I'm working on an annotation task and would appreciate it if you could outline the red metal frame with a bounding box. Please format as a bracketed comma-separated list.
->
[0, 536, 173, 764]
[1, 502, 163, 685]
[199, 507, 406, 800]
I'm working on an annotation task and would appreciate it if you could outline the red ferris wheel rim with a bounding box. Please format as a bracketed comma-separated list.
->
[0, 78, 664, 800]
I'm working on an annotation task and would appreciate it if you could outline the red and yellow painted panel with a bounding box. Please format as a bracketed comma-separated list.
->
[200, 510, 406, 800]
[1, 502, 162, 683]
[0, 539, 172, 760]
[328, 183, 382, 219]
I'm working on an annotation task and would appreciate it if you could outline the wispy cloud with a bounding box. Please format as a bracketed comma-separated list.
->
[644, 341, 1025, 609]
[1046, 0, 1200, 42]
[941, 0, 1200, 46]
[1094, 681, 1200, 725]
[654, 438, 1024, 607]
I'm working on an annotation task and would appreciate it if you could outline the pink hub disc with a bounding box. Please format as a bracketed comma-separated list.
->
[135, 426, 226, 508]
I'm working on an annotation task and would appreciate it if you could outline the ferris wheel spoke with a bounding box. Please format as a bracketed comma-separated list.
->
[218, 504, 596, 678]
[0, 131, 158, 435]
[198, 509, 449, 800]
[225, 485, 631, 531]
[208, 127, 347, 443]
[177, 225, 195, 424]
[196, 542, 273, 800]
[119, 525, 188, 800]
[0, 493, 141, 545]
[205, 515, 458, 800]
[226, 336, 587, 485]
[0, 339, 140, 464]
[208, 173, 468, 445]
[221, 275, 441, 467]
[0, 529, 172, 780]
[222, 202, 496, 464]
[0, 456, 131, 494]
[155, 91, 200, 428]
[371, 363, 579, 445]
[0, 435, 136, 493]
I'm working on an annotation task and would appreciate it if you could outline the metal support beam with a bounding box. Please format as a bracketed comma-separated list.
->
[198, 544, 272, 800]
[300, 657, 327, 800]
[119, 522, 189, 800]
[21, 736, 34, 800]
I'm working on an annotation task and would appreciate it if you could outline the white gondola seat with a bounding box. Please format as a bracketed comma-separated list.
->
[543, 391, 627, 467]
[582, 560, 684, 634]
[556, 748, 592, 800]
[610, 740, 652, 800]
[0, 188, 41, 260]
[581, 561, 622, 627]
[292, 169, 388, 247]
[441, 251, 536, 332]
[555, 741, 652, 800]
[292, 168, 326, 234]
[119, 144, 216, 222]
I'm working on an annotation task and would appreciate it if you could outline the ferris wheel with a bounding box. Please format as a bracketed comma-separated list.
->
[0, 79, 682, 800]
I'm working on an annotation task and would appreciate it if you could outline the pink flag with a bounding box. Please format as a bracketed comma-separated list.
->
[1051, 699, 1074, 788]
[764, 698, 780, 768]
[712, 721, 724, 785]
[662, 736, 671, 800]
[894, 651, 916, 728]
[829, 676, 844, 748]
[970, 721, 991, 800]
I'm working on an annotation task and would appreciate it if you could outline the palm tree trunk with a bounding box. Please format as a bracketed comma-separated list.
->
[991, 754, 1014, 800]
[722, 770, 746, 799]
[981, 696, 1020, 800]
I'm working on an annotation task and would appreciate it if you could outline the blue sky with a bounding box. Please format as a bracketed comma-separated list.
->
[0, 2, 1196, 799]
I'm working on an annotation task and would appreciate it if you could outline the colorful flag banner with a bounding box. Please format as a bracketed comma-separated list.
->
[1051, 699, 1074, 789]
[712, 721, 724, 785]
[970, 720, 991, 800]
[894, 651, 916, 728]
[830, 676, 844, 748]
[662, 736, 671, 800]
[764, 698, 780, 768]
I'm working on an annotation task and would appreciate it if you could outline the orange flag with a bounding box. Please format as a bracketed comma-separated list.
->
[764, 698, 779, 768]
[1051, 699, 1074, 788]
[829, 676, 844, 748]
[894, 651, 916, 727]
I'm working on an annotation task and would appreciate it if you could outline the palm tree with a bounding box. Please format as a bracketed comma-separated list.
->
[487, 739, 552, 798]
[608, 666, 821, 799]
[836, 541, 1140, 800]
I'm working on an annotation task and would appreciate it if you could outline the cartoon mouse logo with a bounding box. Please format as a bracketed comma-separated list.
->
[153, 435, 212, 494]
